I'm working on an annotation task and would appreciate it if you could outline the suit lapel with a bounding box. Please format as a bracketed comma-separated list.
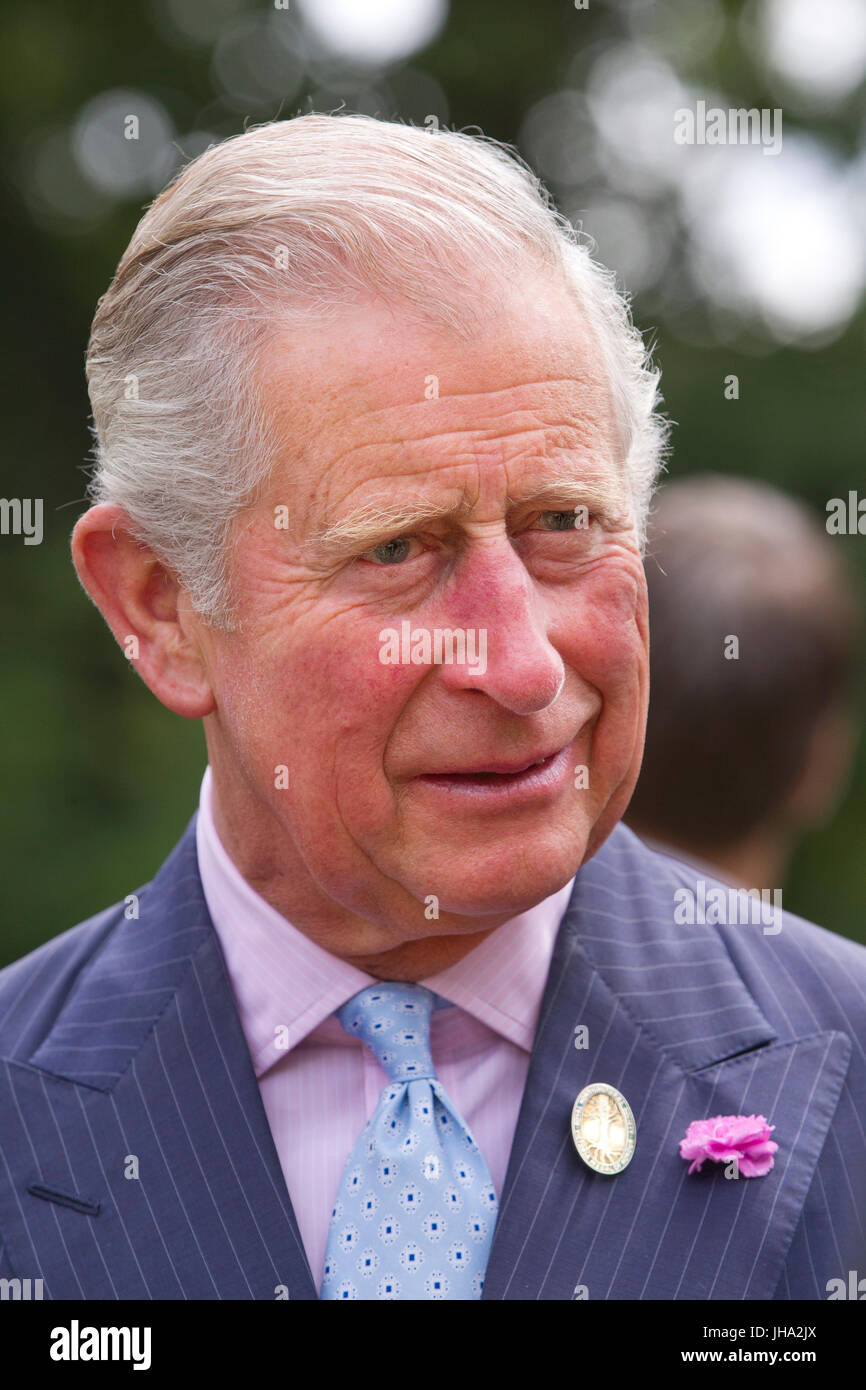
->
[6, 819, 317, 1300]
[483, 825, 851, 1300]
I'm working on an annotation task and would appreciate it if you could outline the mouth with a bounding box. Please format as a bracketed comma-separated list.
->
[414, 745, 573, 800]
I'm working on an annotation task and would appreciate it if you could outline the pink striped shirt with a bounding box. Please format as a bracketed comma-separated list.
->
[195, 765, 573, 1289]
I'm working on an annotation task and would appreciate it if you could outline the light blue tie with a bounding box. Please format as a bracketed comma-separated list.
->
[320, 982, 498, 1300]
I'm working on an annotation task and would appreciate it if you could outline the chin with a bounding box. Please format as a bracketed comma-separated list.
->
[400, 828, 588, 919]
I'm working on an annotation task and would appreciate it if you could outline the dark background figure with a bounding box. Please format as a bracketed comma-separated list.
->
[626, 475, 862, 900]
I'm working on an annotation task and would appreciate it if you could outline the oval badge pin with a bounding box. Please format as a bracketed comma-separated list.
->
[571, 1083, 636, 1175]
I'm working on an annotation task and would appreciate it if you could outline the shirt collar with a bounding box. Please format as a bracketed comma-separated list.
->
[196, 766, 573, 1077]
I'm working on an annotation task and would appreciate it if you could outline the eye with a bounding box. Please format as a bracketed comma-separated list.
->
[533, 508, 591, 532]
[361, 535, 421, 566]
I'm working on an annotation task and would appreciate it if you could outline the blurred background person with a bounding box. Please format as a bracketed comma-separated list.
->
[625, 475, 862, 896]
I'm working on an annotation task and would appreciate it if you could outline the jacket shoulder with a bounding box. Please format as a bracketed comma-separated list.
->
[0, 817, 199, 1065]
[0, 896, 131, 1061]
[622, 827, 866, 1030]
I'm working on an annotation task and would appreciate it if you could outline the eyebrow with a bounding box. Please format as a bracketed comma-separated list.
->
[314, 471, 633, 556]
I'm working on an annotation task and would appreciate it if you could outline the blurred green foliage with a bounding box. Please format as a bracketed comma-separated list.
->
[1, 0, 863, 966]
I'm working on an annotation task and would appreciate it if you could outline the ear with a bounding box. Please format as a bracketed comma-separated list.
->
[71, 503, 216, 719]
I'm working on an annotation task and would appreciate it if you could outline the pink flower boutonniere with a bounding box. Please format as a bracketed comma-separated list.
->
[679, 1114, 778, 1177]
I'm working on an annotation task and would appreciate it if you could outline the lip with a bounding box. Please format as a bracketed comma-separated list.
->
[413, 744, 574, 806]
[421, 747, 565, 778]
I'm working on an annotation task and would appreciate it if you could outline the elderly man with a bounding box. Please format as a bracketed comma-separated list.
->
[0, 114, 864, 1302]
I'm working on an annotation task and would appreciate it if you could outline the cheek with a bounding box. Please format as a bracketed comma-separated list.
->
[207, 644, 276, 765]
[237, 617, 423, 774]
[287, 628, 430, 844]
[560, 565, 648, 692]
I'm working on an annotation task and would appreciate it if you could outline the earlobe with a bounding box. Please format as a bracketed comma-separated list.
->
[71, 503, 216, 720]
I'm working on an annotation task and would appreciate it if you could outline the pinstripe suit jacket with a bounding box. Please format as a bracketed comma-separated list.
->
[1, 815, 864, 1300]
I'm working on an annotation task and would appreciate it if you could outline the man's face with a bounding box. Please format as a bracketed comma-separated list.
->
[197, 276, 649, 942]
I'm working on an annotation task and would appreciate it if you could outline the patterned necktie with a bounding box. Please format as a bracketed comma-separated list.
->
[320, 982, 498, 1300]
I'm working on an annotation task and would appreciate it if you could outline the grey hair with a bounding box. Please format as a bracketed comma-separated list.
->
[85, 112, 669, 628]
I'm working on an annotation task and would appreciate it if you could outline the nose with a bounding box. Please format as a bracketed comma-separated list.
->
[435, 539, 566, 717]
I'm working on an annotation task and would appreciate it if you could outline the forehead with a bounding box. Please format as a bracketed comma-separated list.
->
[257, 276, 621, 508]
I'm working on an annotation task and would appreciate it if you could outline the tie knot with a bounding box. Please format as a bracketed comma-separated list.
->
[337, 982, 436, 1083]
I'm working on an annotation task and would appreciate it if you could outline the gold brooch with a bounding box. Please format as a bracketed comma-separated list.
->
[571, 1083, 636, 1175]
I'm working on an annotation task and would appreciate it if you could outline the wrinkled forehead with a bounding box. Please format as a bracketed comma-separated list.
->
[254, 279, 626, 524]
